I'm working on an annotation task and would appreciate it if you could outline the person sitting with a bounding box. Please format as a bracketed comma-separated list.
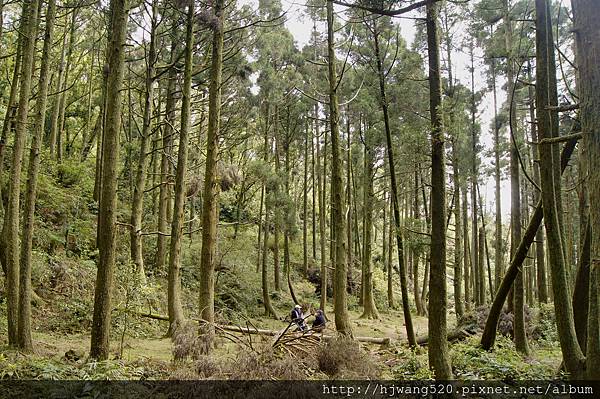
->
[291, 304, 307, 331]
[312, 309, 326, 332]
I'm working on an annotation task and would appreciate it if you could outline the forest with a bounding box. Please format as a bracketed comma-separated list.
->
[0, 0, 598, 391]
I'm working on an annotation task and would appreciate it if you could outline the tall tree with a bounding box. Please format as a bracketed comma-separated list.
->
[18, 0, 57, 351]
[572, 0, 600, 380]
[6, 0, 39, 346]
[90, 0, 128, 360]
[168, 0, 195, 334]
[326, 0, 352, 336]
[129, 0, 159, 283]
[426, 0, 452, 379]
[199, 0, 225, 327]
[535, 0, 584, 377]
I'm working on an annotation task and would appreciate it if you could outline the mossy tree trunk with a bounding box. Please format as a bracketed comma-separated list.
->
[18, 0, 56, 352]
[90, 0, 128, 360]
[6, 0, 39, 347]
[168, 0, 195, 334]
[572, 0, 600, 380]
[326, 0, 352, 337]
[130, 0, 158, 284]
[426, 0, 452, 378]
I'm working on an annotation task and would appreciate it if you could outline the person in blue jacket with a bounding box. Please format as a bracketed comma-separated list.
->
[312, 309, 326, 332]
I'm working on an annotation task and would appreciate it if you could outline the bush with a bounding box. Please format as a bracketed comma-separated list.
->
[316, 338, 379, 379]
[533, 302, 558, 344]
[451, 336, 556, 380]
[227, 346, 306, 380]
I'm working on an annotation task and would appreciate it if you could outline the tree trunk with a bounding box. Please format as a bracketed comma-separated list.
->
[426, 1, 452, 378]
[6, 0, 39, 347]
[469, 42, 480, 307]
[156, 27, 177, 276]
[168, 0, 196, 334]
[527, 63, 548, 304]
[90, 0, 128, 360]
[413, 170, 424, 316]
[372, 17, 415, 346]
[360, 136, 379, 319]
[488, 58, 502, 294]
[572, 0, 600, 379]
[326, 0, 352, 336]
[129, 0, 158, 284]
[452, 139, 463, 319]
[481, 136, 578, 350]
[462, 181, 471, 310]
[48, 26, 66, 158]
[536, 0, 585, 378]
[315, 104, 327, 311]
[17, 0, 55, 352]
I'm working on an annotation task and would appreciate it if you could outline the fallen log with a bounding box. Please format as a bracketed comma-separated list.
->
[416, 326, 478, 346]
[135, 315, 392, 345]
[219, 324, 390, 345]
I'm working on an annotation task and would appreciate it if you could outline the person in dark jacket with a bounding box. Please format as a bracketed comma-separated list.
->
[291, 304, 307, 331]
[312, 309, 326, 332]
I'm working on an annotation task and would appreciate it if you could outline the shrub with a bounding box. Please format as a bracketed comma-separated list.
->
[316, 338, 379, 379]
[227, 346, 306, 380]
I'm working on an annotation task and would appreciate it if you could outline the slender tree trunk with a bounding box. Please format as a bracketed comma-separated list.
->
[413, 170, 424, 316]
[536, 0, 584, 378]
[360, 137, 379, 319]
[17, 0, 56, 351]
[480, 138, 578, 351]
[48, 28, 66, 158]
[90, 0, 128, 360]
[56, 9, 77, 160]
[168, 0, 196, 334]
[315, 104, 327, 311]
[156, 27, 177, 276]
[326, 0, 352, 336]
[462, 182, 471, 310]
[198, 0, 224, 328]
[426, 0, 452, 378]
[452, 139, 463, 319]
[387, 195, 394, 308]
[469, 42, 480, 307]
[130, 0, 158, 284]
[504, 0, 528, 355]
[7, 0, 39, 347]
[372, 18, 415, 346]
[527, 63, 548, 304]
[491, 58, 504, 293]
[572, 0, 600, 380]
[262, 199, 278, 319]
[303, 120, 309, 275]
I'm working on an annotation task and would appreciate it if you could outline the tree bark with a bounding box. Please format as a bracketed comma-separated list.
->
[536, 0, 585, 378]
[371, 17, 415, 346]
[360, 136, 379, 319]
[480, 136, 578, 352]
[90, 0, 128, 360]
[129, 0, 158, 284]
[426, 1, 452, 378]
[17, 0, 56, 351]
[326, 0, 352, 336]
[572, 0, 600, 380]
[156, 26, 177, 276]
[168, 0, 196, 334]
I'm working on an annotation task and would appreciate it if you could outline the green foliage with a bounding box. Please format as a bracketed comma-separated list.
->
[389, 346, 434, 379]
[451, 336, 557, 380]
[533, 303, 558, 344]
